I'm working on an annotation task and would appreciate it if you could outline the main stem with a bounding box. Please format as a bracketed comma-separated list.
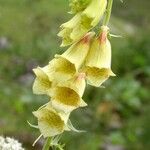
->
[42, 137, 51, 150]
[103, 0, 113, 26]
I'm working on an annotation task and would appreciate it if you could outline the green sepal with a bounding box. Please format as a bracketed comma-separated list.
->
[67, 119, 86, 133]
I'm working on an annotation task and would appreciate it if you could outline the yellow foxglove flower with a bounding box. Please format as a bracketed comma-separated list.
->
[69, 0, 91, 14]
[50, 73, 87, 113]
[32, 66, 52, 95]
[84, 26, 116, 87]
[47, 32, 94, 83]
[81, 0, 107, 28]
[33, 105, 69, 138]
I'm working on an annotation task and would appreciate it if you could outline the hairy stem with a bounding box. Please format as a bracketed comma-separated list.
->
[103, 0, 113, 26]
[42, 137, 51, 150]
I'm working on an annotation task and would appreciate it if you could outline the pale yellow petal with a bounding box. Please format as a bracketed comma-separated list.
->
[33, 67, 52, 95]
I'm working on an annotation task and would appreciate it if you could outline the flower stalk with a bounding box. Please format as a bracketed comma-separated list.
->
[103, 0, 113, 26]
[42, 137, 51, 150]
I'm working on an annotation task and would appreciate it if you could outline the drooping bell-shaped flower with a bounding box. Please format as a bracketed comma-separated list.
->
[32, 66, 52, 95]
[33, 105, 70, 138]
[84, 26, 116, 87]
[50, 73, 87, 113]
[81, 0, 107, 28]
[69, 0, 91, 14]
[47, 32, 94, 83]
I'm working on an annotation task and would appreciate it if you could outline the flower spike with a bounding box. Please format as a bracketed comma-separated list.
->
[30, 0, 118, 148]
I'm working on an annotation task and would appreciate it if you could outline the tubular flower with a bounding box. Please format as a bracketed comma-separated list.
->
[46, 32, 95, 83]
[58, 0, 107, 46]
[32, 66, 52, 95]
[69, 0, 91, 14]
[84, 26, 116, 87]
[50, 73, 87, 113]
[81, 0, 107, 28]
[33, 105, 70, 138]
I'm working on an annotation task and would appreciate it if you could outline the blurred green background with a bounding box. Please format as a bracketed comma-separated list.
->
[0, 0, 150, 149]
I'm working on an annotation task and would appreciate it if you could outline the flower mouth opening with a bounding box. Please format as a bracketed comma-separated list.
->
[85, 66, 115, 86]
[53, 87, 80, 106]
[86, 67, 113, 76]
[40, 78, 52, 87]
[39, 109, 64, 130]
[52, 57, 77, 80]
[33, 107, 65, 137]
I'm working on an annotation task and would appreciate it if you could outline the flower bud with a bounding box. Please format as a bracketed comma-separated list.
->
[47, 32, 94, 83]
[50, 73, 87, 113]
[32, 66, 52, 95]
[84, 26, 115, 87]
[58, 13, 82, 47]
[81, 0, 107, 28]
[69, 0, 91, 14]
[33, 105, 69, 138]
[58, 0, 107, 46]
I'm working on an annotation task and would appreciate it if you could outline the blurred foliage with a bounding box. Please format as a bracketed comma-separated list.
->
[0, 0, 150, 150]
